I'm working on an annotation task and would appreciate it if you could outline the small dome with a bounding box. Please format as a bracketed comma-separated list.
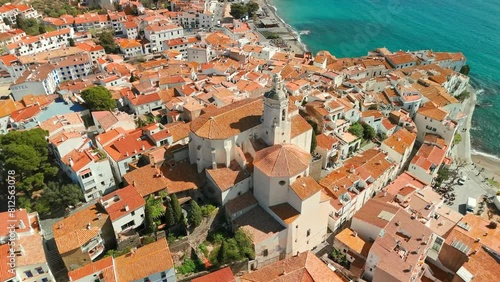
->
[254, 144, 310, 177]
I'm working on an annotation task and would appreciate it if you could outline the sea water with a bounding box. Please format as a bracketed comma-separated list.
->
[272, 0, 500, 158]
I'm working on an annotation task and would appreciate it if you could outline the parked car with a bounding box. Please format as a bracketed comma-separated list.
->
[458, 175, 467, 185]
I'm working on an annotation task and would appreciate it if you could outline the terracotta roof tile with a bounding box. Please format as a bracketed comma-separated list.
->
[68, 256, 115, 281]
[206, 160, 250, 192]
[290, 176, 322, 201]
[269, 203, 300, 225]
[53, 204, 109, 254]
[254, 144, 310, 177]
[290, 115, 312, 139]
[381, 128, 416, 155]
[241, 251, 344, 282]
[190, 98, 262, 140]
[234, 205, 284, 244]
[192, 267, 235, 282]
[161, 162, 201, 194]
[335, 228, 372, 258]
[115, 239, 174, 281]
[100, 185, 146, 221]
[123, 165, 168, 197]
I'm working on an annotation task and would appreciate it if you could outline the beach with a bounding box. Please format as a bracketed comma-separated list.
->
[471, 153, 500, 182]
[254, 0, 306, 54]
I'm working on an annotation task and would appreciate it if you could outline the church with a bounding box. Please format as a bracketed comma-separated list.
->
[188, 74, 329, 267]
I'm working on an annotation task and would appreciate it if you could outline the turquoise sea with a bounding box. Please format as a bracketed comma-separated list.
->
[272, 0, 500, 158]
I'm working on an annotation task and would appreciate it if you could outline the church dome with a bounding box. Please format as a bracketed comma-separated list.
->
[254, 144, 310, 177]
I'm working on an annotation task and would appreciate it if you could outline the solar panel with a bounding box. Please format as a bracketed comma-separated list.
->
[378, 210, 395, 221]
[451, 240, 471, 254]
[457, 222, 471, 231]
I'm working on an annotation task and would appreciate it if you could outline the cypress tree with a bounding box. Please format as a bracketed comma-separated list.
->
[171, 194, 182, 223]
[165, 201, 176, 227]
[188, 200, 202, 227]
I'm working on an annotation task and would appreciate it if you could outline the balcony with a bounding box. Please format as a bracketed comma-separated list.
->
[82, 237, 103, 252]
[89, 243, 105, 260]
[83, 179, 96, 187]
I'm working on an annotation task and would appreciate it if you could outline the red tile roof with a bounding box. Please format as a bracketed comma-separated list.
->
[241, 251, 344, 282]
[115, 239, 174, 281]
[68, 256, 115, 281]
[192, 267, 235, 282]
[100, 185, 146, 221]
[254, 144, 311, 177]
[190, 98, 262, 140]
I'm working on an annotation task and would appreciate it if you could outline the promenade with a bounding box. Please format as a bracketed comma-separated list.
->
[452, 85, 476, 163]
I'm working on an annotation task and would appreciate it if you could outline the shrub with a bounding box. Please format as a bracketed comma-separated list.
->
[200, 204, 216, 217]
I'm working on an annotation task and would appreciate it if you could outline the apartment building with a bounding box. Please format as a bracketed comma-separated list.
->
[6, 28, 74, 56]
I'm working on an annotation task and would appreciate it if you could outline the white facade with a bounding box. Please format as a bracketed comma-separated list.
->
[414, 111, 457, 145]
[144, 24, 184, 53]
[62, 151, 117, 202]
[186, 45, 214, 63]
[10, 67, 59, 101]
[7, 28, 74, 56]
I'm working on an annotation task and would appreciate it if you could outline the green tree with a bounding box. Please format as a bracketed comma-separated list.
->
[0, 129, 52, 188]
[217, 240, 229, 264]
[235, 229, 255, 259]
[96, 30, 120, 54]
[245, 1, 259, 17]
[330, 248, 348, 267]
[361, 122, 376, 140]
[3, 17, 10, 26]
[81, 86, 116, 111]
[435, 166, 450, 187]
[348, 122, 364, 138]
[188, 200, 202, 227]
[454, 133, 462, 145]
[460, 64, 470, 75]
[230, 3, 247, 19]
[68, 38, 75, 47]
[165, 201, 176, 227]
[15, 16, 40, 35]
[35, 182, 83, 215]
[170, 194, 182, 223]
[144, 197, 156, 233]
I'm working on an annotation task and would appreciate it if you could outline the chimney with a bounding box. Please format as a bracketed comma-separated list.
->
[141, 145, 145, 151]
[86, 222, 91, 230]
[69, 157, 74, 167]
[132, 180, 136, 187]
[475, 238, 481, 242]
[124, 205, 129, 211]
[352, 231, 357, 237]
[349, 165, 355, 173]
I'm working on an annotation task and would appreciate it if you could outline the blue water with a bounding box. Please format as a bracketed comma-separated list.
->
[273, 0, 500, 157]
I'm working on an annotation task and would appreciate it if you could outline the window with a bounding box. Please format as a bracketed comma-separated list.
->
[432, 237, 444, 252]
[35, 267, 44, 274]
[131, 211, 135, 216]
[307, 229, 311, 237]
[279, 180, 286, 186]
[81, 172, 92, 179]
[24, 271, 33, 277]
[161, 272, 166, 278]
[263, 249, 268, 257]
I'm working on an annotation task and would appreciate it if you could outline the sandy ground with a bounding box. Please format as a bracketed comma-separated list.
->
[471, 154, 500, 182]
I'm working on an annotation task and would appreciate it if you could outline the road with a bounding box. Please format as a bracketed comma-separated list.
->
[448, 163, 496, 214]
[452, 85, 477, 163]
